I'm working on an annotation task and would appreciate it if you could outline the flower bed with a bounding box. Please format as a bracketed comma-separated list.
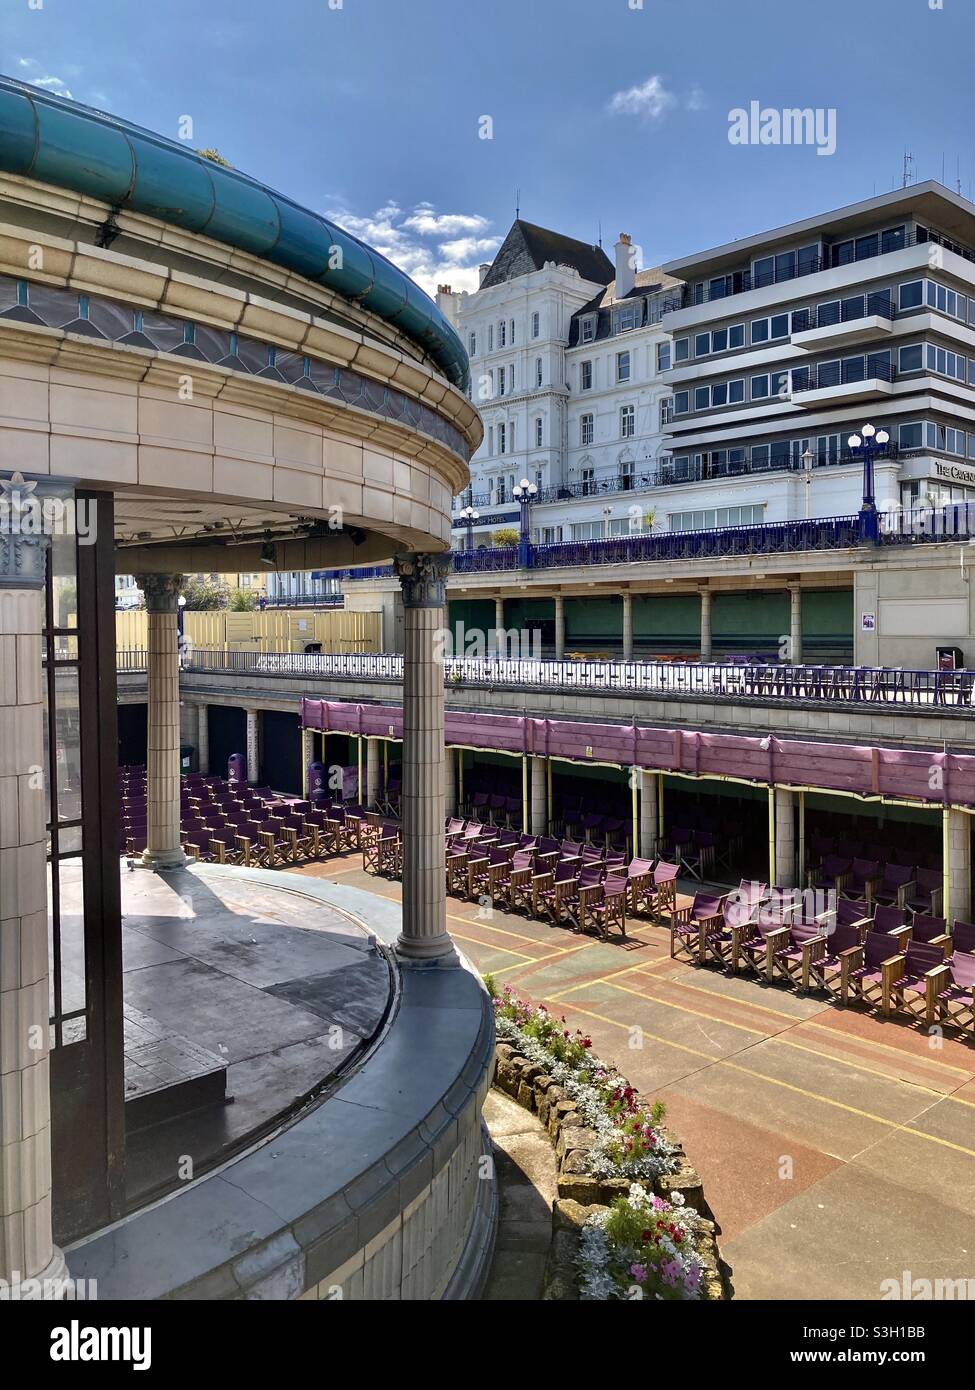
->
[486, 980, 728, 1301]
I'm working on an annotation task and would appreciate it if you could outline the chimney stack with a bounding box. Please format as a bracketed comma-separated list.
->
[436, 284, 459, 327]
[615, 233, 637, 299]
[478, 263, 491, 288]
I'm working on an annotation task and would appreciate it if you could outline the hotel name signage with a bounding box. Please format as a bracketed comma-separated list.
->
[933, 459, 975, 486]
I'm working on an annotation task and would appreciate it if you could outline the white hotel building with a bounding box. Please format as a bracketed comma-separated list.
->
[659, 182, 975, 527]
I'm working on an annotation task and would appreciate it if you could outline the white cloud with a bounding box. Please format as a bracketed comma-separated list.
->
[402, 211, 491, 237]
[686, 85, 707, 111]
[17, 57, 74, 100]
[607, 75, 676, 121]
[325, 202, 500, 297]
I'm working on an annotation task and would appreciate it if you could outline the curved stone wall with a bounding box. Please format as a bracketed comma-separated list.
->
[66, 869, 497, 1301]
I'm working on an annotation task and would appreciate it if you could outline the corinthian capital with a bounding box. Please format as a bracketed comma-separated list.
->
[136, 573, 185, 613]
[394, 552, 450, 609]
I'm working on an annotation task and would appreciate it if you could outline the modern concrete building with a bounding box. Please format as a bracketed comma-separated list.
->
[0, 76, 493, 1301]
[660, 183, 975, 524]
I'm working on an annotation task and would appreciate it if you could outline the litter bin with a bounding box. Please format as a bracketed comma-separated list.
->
[937, 646, 965, 671]
[180, 744, 194, 775]
[228, 751, 247, 784]
[308, 760, 328, 800]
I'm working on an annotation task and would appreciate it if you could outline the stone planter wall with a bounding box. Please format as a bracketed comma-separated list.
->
[492, 1040, 728, 1300]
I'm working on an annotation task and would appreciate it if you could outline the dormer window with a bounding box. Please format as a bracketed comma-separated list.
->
[581, 316, 596, 343]
[614, 304, 640, 334]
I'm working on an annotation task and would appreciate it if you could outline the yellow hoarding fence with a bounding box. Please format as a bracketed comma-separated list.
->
[116, 608, 380, 655]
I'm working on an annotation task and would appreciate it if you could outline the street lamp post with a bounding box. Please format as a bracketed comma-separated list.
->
[847, 423, 890, 543]
[801, 448, 814, 520]
[513, 477, 538, 568]
[460, 504, 480, 552]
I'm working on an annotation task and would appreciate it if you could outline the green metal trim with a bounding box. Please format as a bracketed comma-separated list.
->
[0, 76, 470, 390]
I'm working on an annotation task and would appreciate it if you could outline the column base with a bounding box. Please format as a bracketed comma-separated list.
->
[395, 932, 459, 965]
[0, 1246, 68, 1300]
[141, 847, 189, 871]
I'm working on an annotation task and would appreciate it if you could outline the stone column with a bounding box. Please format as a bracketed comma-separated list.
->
[493, 595, 505, 657]
[622, 591, 633, 661]
[947, 808, 972, 924]
[638, 770, 659, 859]
[367, 737, 382, 810]
[136, 574, 186, 869]
[699, 588, 712, 662]
[0, 525, 66, 1295]
[788, 585, 802, 664]
[245, 708, 259, 785]
[774, 787, 797, 888]
[301, 727, 315, 797]
[395, 554, 454, 961]
[554, 593, 565, 660]
[530, 756, 548, 836]
[196, 704, 209, 776]
[443, 746, 456, 818]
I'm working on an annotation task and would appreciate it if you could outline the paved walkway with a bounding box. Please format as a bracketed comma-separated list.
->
[290, 854, 975, 1300]
[481, 1089, 559, 1301]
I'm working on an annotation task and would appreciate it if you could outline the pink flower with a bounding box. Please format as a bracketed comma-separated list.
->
[629, 1263, 647, 1282]
[661, 1259, 682, 1287]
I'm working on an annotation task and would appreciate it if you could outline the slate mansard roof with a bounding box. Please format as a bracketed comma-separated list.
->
[479, 219, 614, 289]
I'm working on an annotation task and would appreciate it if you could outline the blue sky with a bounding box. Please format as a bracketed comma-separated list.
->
[2, 0, 972, 293]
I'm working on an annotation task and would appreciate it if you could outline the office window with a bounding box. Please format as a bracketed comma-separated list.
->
[656, 342, 671, 372]
[581, 360, 593, 390]
[580, 413, 594, 445]
[531, 311, 540, 338]
[535, 416, 543, 447]
[617, 350, 631, 383]
[620, 404, 635, 438]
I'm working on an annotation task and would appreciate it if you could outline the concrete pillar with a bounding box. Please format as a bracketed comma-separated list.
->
[622, 591, 633, 661]
[0, 527, 67, 1295]
[638, 770, 659, 859]
[137, 574, 186, 869]
[530, 756, 548, 836]
[367, 737, 382, 810]
[443, 746, 457, 817]
[196, 704, 209, 775]
[773, 787, 797, 888]
[493, 595, 505, 657]
[395, 554, 454, 961]
[699, 588, 712, 662]
[554, 593, 565, 660]
[301, 727, 314, 796]
[947, 808, 972, 924]
[789, 585, 802, 664]
[245, 707, 259, 785]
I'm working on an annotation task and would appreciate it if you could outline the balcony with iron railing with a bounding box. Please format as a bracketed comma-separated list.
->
[792, 356, 896, 406]
[669, 227, 975, 311]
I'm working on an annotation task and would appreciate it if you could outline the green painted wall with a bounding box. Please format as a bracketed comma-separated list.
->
[633, 594, 700, 654]
[564, 596, 622, 648]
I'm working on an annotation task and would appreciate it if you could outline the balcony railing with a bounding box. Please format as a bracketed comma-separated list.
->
[670, 226, 975, 309]
[792, 358, 895, 393]
[791, 291, 896, 332]
[118, 646, 975, 710]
